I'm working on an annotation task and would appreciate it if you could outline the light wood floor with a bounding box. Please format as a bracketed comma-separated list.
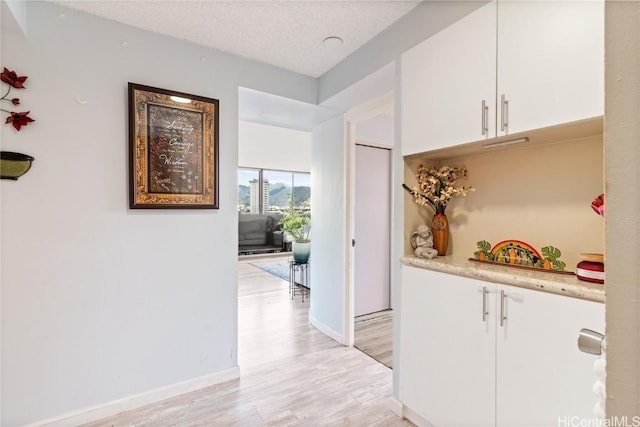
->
[84, 261, 411, 426]
[354, 311, 393, 369]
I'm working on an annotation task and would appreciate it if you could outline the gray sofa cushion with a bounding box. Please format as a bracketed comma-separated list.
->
[239, 219, 268, 245]
[238, 215, 283, 247]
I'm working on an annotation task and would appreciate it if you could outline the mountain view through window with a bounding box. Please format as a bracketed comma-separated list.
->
[238, 169, 310, 214]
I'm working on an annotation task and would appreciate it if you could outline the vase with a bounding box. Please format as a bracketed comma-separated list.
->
[292, 241, 311, 263]
[431, 213, 449, 256]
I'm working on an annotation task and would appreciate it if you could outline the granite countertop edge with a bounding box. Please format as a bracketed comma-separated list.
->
[400, 255, 605, 303]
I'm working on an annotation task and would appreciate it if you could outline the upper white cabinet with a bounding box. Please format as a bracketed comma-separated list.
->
[401, 0, 604, 156]
[401, 2, 497, 155]
[496, 1, 604, 136]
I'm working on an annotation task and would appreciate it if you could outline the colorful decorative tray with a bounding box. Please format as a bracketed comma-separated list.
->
[470, 239, 575, 275]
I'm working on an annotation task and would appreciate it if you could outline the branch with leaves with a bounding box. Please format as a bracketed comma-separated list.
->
[1, 67, 35, 131]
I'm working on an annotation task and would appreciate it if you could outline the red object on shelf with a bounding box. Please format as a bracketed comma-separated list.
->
[576, 259, 605, 284]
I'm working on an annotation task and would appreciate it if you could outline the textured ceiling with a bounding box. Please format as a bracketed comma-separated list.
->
[51, 0, 421, 77]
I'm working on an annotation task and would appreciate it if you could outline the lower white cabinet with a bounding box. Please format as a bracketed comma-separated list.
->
[400, 266, 604, 427]
[400, 266, 496, 426]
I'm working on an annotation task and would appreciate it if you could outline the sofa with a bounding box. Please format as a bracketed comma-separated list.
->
[238, 214, 282, 247]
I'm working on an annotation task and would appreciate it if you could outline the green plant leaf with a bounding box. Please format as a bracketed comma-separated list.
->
[278, 204, 311, 243]
[475, 240, 491, 252]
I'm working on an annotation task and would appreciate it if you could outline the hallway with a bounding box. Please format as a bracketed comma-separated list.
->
[84, 261, 409, 426]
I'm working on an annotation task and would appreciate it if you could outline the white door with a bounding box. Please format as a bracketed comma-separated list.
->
[354, 144, 390, 317]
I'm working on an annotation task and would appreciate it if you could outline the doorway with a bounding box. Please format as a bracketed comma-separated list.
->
[237, 86, 347, 365]
[348, 92, 395, 368]
[353, 144, 393, 369]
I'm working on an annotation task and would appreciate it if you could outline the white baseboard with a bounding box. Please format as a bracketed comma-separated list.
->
[402, 405, 435, 427]
[389, 396, 404, 417]
[28, 366, 240, 427]
[309, 313, 344, 344]
[389, 398, 435, 427]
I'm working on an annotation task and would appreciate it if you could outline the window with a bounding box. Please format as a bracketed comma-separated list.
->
[238, 168, 260, 213]
[238, 168, 310, 214]
[263, 170, 292, 214]
[293, 172, 311, 214]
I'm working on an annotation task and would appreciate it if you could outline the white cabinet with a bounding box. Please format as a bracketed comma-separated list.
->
[401, 2, 496, 155]
[399, 266, 605, 427]
[496, 1, 604, 136]
[400, 0, 604, 156]
[496, 285, 605, 426]
[400, 266, 496, 426]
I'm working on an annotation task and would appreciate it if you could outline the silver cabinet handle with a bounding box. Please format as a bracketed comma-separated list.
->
[481, 100, 489, 135]
[482, 286, 489, 322]
[500, 94, 509, 132]
[505, 97, 509, 130]
[578, 329, 605, 355]
[500, 290, 507, 327]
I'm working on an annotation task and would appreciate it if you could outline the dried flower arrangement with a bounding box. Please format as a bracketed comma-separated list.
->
[402, 164, 474, 215]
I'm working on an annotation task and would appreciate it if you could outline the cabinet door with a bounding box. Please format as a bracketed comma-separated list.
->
[400, 267, 496, 427]
[401, 2, 496, 156]
[496, 0, 604, 136]
[496, 285, 605, 426]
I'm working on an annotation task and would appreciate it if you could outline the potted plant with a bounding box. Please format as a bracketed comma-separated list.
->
[279, 204, 311, 263]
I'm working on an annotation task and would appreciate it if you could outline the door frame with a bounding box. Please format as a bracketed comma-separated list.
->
[344, 93, 395, 347]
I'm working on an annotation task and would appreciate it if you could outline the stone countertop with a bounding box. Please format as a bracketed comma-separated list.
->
[401, 255, 605, 303]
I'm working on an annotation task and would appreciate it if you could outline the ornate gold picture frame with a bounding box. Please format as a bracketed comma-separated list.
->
[128, 83, 219, 209]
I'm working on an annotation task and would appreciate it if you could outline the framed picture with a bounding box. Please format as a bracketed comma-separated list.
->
[128, 83, 219, 209]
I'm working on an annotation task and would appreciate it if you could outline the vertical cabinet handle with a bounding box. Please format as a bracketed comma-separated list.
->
[500, 94, 509, 132]
[481, 100, 489, 135]
[482, 286, 489, 321]
[500, 290, 507, 327]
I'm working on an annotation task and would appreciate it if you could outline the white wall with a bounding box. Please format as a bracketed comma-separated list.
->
[604, 0, 640, 415]
[318, 1, 488, 103]
[0, 2, 316, 425]
[309, 115, 347, 342]
[391, 62, 405, 400]
[238, 121, 311, 172]
[3, 0, 27, 35]
[355, 115, 394, 147]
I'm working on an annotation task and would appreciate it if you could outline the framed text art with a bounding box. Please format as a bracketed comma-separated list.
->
[128, 83, 219, 209]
